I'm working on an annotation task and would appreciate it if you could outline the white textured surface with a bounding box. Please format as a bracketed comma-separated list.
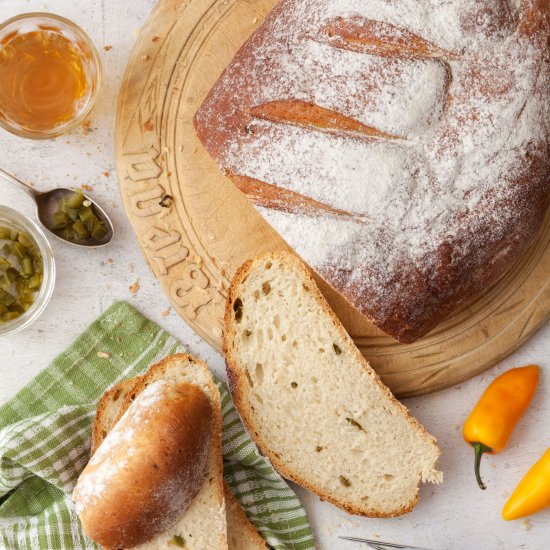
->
[0, 1, 549, 549]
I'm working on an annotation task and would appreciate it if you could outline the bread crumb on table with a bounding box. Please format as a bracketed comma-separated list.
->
[523, 519, 532, 531]
[103, 45, 112, 51]
[129, 279, 140, 295]
[160, 309, 170, 318]
[81, 120, 91, 135]
[97, 351, 110, 359]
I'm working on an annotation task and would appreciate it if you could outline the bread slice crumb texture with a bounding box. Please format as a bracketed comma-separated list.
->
[224, 252, 442, 517]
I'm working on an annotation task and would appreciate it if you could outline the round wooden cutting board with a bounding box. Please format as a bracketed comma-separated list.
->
[115, 0, 550, 397]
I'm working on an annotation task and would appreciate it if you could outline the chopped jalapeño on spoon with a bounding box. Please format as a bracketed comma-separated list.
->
[52, 189, 109, 243]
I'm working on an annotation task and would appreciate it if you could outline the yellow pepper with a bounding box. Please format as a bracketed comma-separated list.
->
[463, 365, 539, 490]
[503, 448, 550, 520]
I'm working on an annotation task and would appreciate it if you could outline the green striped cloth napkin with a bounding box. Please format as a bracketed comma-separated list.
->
[0, 301, 315, 550]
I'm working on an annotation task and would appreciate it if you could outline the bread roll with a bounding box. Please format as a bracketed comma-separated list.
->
[93, 379, 267, 550]
[73, 380, 213, 548]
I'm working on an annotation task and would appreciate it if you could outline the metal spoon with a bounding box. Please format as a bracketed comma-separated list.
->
[0, 167, 113, 247]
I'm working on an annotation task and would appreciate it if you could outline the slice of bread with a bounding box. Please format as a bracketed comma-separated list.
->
[88, 354, 227, 549]
[224, 482, 268, 550]
[93, 363, 267, 550]
[223, 252, 442, 518]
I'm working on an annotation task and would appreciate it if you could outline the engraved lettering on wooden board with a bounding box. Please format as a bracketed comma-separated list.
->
[130, 185, 166, 217]
[170, 263, 223, 319]
[143, 226, 181, 251]
[143, 226, 189, 275]
[153, 248, 190, 276]
[125, 146, 162, 182]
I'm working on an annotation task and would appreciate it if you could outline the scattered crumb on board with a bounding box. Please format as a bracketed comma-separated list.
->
[97, 351, 110, 359]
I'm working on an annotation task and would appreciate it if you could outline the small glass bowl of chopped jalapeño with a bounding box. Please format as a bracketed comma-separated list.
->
[0, 206, 55, 335]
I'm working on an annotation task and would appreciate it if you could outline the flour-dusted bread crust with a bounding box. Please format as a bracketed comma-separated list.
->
[223, 252, 442, 517]
[93, 374, 267, 550]
[196, 0, 550, 343]
[77, 355, 228, 550]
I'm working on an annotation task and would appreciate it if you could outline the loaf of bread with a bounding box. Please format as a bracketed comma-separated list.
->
[74, 354, 228, 549]
[92, 375, 268, 550]
[195, 0, 550, 343]
[223, 252, 442, 517]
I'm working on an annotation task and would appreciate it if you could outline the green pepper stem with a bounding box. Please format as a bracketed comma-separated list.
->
[473, 442, 493, 490]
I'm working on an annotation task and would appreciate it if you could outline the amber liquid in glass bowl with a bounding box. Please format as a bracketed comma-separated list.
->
[0, 14, 101, 139]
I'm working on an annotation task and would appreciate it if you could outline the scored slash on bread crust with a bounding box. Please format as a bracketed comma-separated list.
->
[223, 252, 442, 518]
[92, 357, 267, 550]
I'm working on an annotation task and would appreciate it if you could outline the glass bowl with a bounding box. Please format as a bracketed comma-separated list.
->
[0, 13, 102, 139]
[0, 206, 56, 336]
